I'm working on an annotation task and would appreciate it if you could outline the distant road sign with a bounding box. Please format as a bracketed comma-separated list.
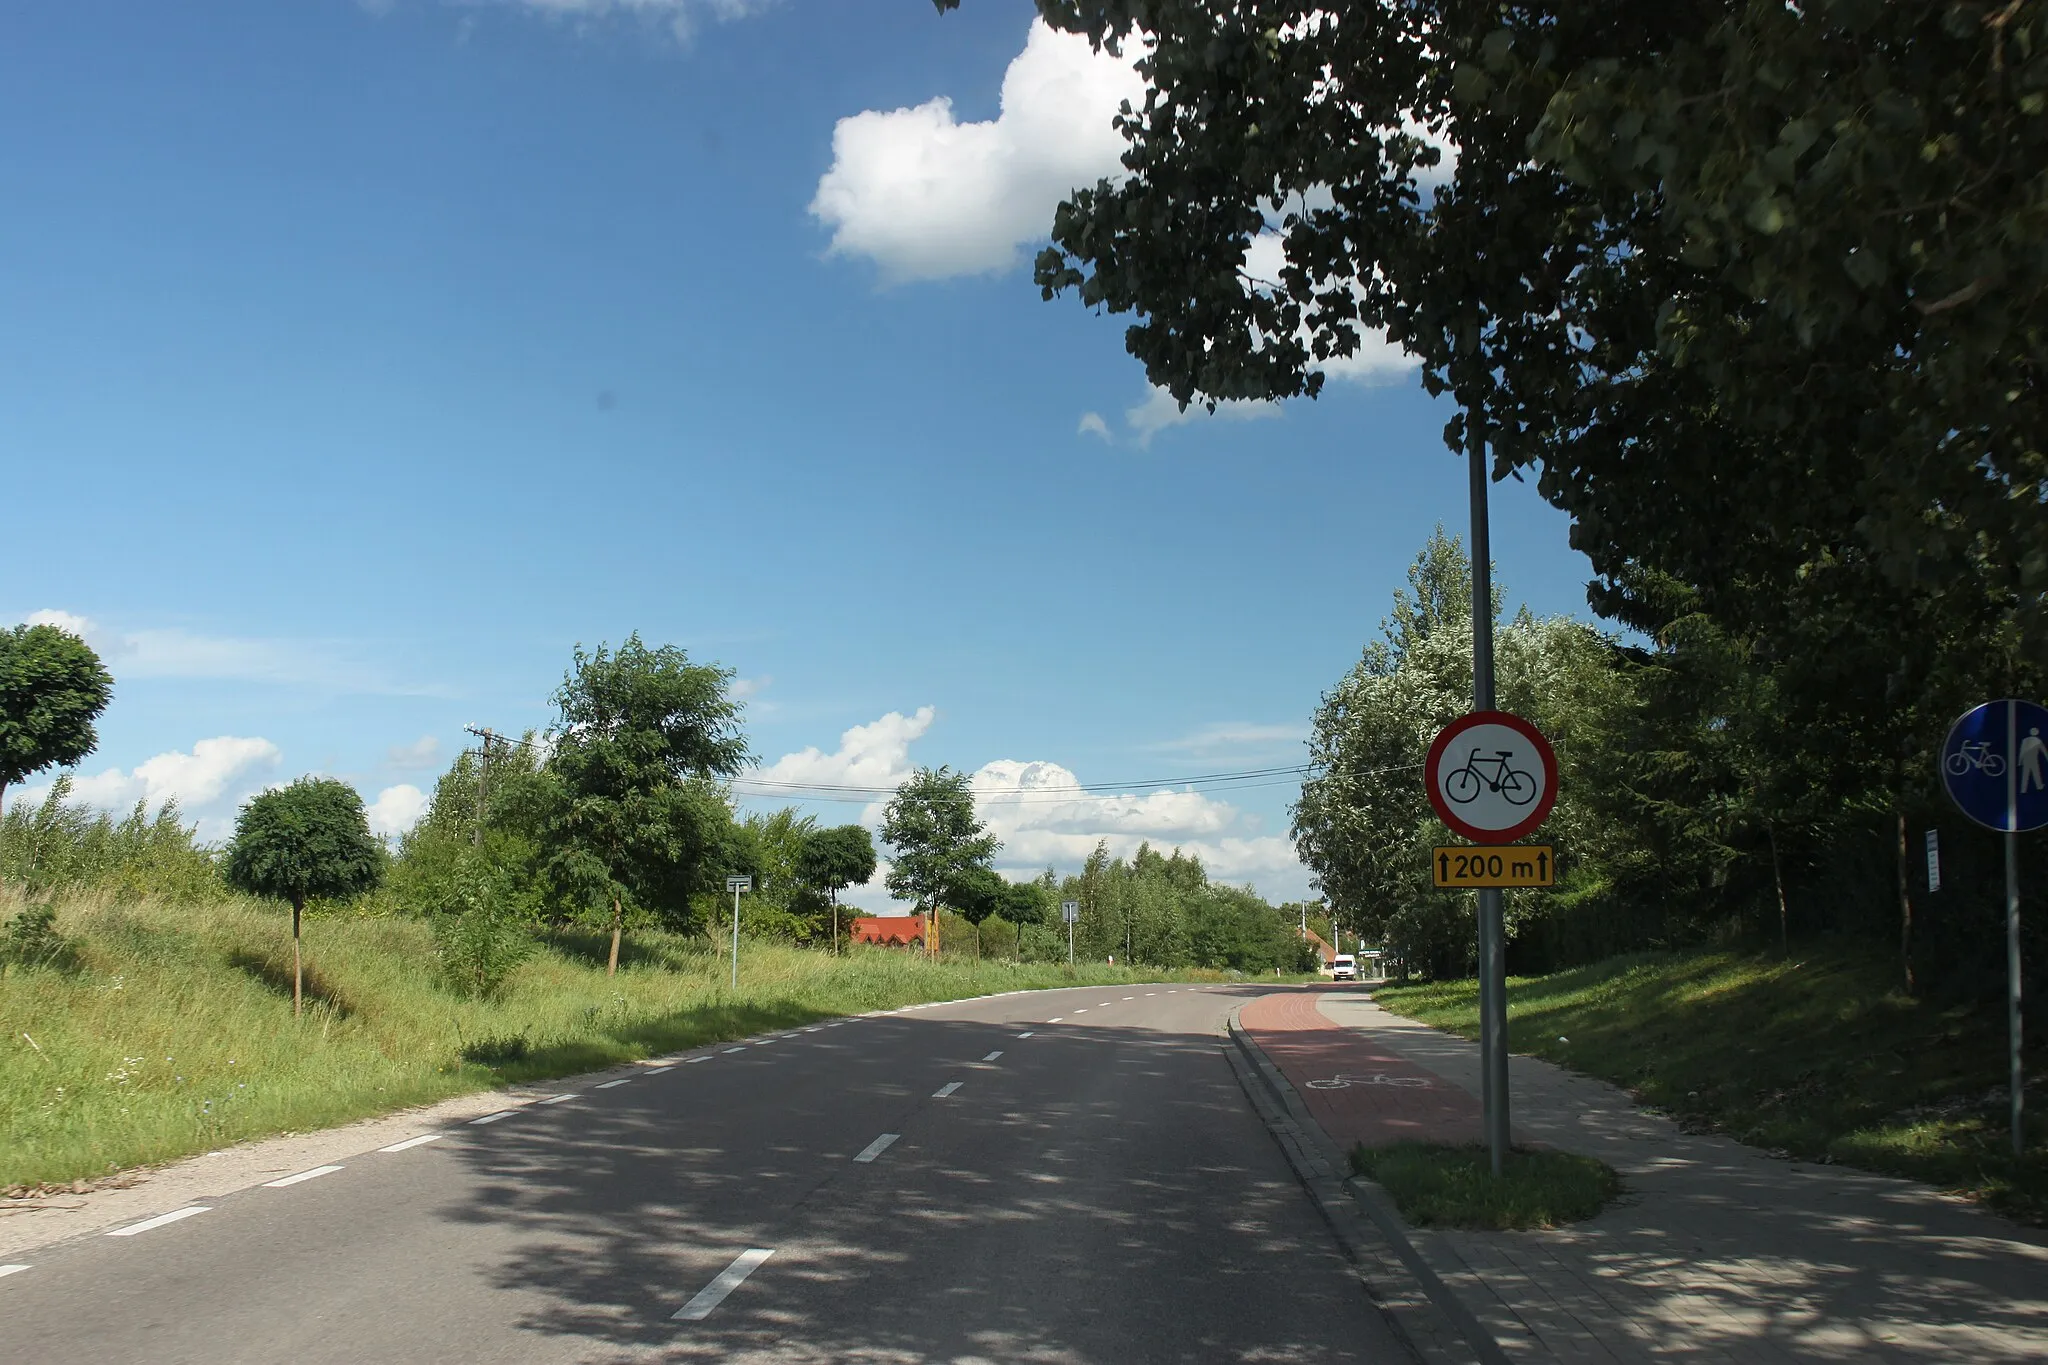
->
[726, 875, 754, 892]
[1060, 899, 1080, 924]
[1941, 700, 2048, 833]
[1433, 845, 1556, 889]
[1426, 710, 1558, 844]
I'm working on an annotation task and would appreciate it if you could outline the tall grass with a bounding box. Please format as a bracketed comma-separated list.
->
[1, 890, 1223, 1190]
[1374, 947, 2048, 1223]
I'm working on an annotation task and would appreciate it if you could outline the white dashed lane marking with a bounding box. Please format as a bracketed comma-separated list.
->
[933, 1082, 963, 1098]
[646, 1066, 673, 1076]
[673, 1248, 775, 1322]
[263, 1165, 343, 1188]
[596, 1079, 632, 1090]
[854, 1133, 900, 1164]
[981, 1051, 1004, 1062]
[108, 1207, 209, 1237]
[379, 1134, 443, 1153]
[723, 1047, 747, 1055]
[0, 1265, 30, 1279]
[1017, 1031, 1034, 1038]
[470, 1110, 517, 1124]
[1047, 1017, 1063, 1023]
[540, 1093, 578, 1105]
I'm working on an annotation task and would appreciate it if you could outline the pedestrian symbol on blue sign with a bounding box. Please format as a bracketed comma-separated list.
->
[1941, 699, 2048, 833]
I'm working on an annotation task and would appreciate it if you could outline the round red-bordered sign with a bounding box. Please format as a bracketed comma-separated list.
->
[1425, 710, 1558, 844]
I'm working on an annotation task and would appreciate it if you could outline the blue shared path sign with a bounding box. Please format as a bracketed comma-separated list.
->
[1941, 699, 2048, 833]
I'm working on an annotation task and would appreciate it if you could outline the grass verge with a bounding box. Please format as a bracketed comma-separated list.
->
[1349, 1141, 1620, 1230]
[1373, 946, 2048, 1224]
[2, 891, 1229, 1190]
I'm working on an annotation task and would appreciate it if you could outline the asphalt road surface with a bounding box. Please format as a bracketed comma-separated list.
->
[3, 984, 1410, 1363]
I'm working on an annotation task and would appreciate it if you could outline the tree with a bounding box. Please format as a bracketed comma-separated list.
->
[881, 767, 999, 921]
[798, 824, 877, 953]
[523, 635, 749, 976]
[222, 778, 383, 1017]
[0, 622, 113, 884]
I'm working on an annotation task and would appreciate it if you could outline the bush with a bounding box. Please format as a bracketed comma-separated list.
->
[0, 902, 68, 970]
[432, 853, 533, 998]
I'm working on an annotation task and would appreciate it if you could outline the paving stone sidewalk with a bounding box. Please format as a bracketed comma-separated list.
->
[1239, 989, 2048, 1364]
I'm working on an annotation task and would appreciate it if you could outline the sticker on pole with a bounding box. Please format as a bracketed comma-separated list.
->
[1425, 710, 1558, 845]
[1940, 699, 2048, 833]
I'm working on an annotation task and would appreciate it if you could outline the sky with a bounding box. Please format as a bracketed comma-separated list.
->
[2, 0, 1590, 910]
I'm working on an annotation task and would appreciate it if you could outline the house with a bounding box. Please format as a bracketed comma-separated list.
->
[848, 914, 928, 949]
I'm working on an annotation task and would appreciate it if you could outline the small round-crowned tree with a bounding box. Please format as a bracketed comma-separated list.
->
[223, 777, 382, 1016]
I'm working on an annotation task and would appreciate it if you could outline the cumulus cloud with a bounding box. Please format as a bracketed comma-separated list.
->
[810, 20, 1144, 283]
[743, 706, 1310, 903]
[16, 610, 442, 696]
[1077, 412, 1110, 441]
[1124, 387, 1281, 448]
[365, 784, 430, 840]
[386, 735, 443, 772]
[10, 736, 285, 841]
[479, 0, 777, 42]
[732, 675, 773, 701]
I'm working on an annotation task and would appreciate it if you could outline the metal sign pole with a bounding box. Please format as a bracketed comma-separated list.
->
[732, 885, 742, 990]
[2010, 700, 2025, 1157]
[1469, 419, 1510, 1177]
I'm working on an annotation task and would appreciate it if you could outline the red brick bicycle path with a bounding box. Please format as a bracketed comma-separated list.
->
[1239, 989, 1487, 1148]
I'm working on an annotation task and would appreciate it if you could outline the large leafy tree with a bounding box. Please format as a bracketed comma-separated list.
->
[881, 767, 999, 919]
[797, 823, 878, 952]
[524, 635, 749, 976]
[937, 0, 2047, 652]
[222, 778, 383, 1017]
[0, 622, 114, 881]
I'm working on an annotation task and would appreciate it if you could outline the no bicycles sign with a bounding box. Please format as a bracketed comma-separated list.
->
[1425, 710, 1558, 845]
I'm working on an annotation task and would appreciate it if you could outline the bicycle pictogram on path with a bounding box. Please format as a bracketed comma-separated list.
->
[1305, 1072, 1434, 1090]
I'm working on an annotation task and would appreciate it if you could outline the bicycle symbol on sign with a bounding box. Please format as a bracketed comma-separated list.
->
[1944, 740, 2007, 779]
[1305, 1073, 1433, 1090]
[1445, 748, 1537, 807]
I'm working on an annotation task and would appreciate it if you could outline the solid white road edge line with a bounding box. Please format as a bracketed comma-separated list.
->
[982, 1051, 1004, 1062]
[379, 1134, 443, 1153]
[596, 1079, 632, 1089]
[674, 1248, 775, 1322]
[933, 1082, 963, 1098]
[853, 1133, 900, 1163]
[263, 1165, 343, 1188]
[108, 1207, 209, 1237]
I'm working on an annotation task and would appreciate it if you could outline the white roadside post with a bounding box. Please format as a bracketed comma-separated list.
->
[727, 875, 753, 990]
[1061, 899, 1079, 968]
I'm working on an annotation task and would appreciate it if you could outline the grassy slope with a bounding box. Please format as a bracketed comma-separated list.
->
[1374, 946, 2047, 1223]
[2, 894, 1232, 1190]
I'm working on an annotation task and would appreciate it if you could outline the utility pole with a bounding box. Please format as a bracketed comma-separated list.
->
[463, 725, 499, 848]
[1469, 414, 1512, 1178]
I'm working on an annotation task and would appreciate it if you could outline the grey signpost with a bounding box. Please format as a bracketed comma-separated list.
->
[727, 875, 753, 990]
[1939, 699, 2048, 1156]
[1061, 899, 1079, 968]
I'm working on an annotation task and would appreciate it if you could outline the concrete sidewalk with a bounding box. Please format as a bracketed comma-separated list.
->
[1238, 989, 2048, 1364]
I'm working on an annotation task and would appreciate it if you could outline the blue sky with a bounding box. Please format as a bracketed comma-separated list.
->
[3, 0, 1588, 905]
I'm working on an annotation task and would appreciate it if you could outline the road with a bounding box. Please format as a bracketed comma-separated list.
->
[2, 983, 1409, 1363]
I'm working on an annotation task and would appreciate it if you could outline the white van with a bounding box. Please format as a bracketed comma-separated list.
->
[1331, 954, 1357, 981]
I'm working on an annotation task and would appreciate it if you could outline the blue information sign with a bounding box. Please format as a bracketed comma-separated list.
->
[1941, 699, 2048, 833]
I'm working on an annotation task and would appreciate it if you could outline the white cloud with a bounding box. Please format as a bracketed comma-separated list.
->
[1151, 723, 1308, 756]
[1124, 387, 1281, 448]
[811, 20, 1145, 283]
[742, 706, 1311, 903]
[484, 0, 777, 42]
[365, 784, 430, 840]
[11, 736, 285, 841]
[732, 675, 773, 701]
[14, 610, 443, 696]
[386, 735, 443, 771]
[1077, 412, 1110, 441]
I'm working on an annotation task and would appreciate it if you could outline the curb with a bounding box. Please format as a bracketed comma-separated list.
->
[1226, 1007, 1513, 1365]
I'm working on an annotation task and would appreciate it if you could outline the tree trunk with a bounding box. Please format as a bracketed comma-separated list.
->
[1766, 822, 1789, 957]
[1896, 810, 1915, 995]
[606, 894, 623, 977]
[291, 894, 304, 1019]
